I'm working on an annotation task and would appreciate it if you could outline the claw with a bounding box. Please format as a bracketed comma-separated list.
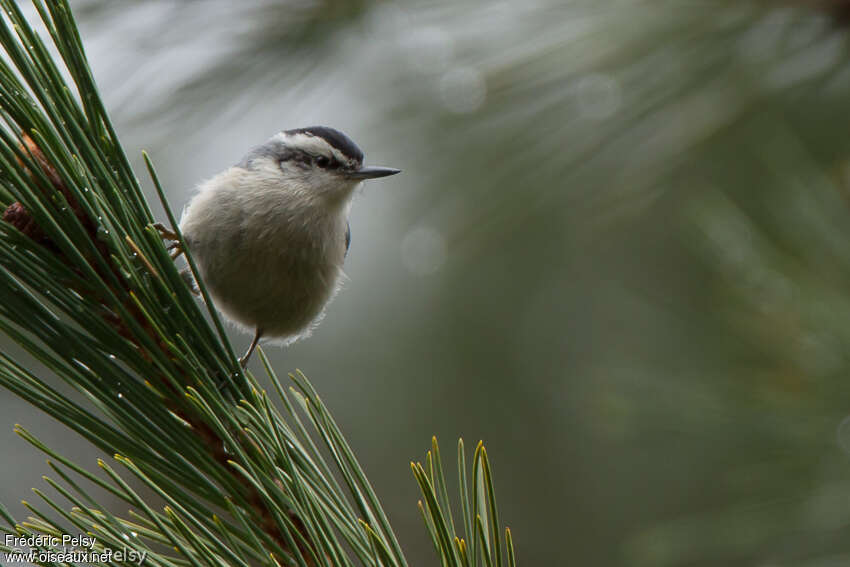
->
[155, 222, 184, 259]
[154, 222, 179, 241]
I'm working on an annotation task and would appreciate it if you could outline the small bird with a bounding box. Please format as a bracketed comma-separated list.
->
[167, 126, 400, 367]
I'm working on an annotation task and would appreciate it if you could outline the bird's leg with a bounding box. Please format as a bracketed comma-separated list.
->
[154, 222, 184, 259]
[240, 328, 263, 368]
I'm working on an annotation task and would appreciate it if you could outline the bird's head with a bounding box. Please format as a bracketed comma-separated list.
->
[235, 126, 400, 204]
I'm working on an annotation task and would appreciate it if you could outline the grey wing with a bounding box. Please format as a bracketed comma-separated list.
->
[344, 222, 351, 257]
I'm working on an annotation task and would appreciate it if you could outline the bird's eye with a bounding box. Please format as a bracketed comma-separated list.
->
[316, 156, 330, 168]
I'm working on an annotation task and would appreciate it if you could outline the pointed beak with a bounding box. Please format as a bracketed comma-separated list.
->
[346, 166, 401, 180]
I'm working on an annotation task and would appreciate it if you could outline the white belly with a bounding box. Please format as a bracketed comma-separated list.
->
[180, 174, 348, 340]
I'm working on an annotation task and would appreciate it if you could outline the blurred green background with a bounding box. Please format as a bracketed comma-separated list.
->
[5, 1, 850, 565]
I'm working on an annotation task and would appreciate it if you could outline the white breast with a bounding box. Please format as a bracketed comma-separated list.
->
[179, 166, 350, 341]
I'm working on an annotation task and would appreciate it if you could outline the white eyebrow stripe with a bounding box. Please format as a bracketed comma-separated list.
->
[271, 132, 352, 164]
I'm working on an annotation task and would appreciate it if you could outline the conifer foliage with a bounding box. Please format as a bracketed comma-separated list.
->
[0, 2, 514, 566]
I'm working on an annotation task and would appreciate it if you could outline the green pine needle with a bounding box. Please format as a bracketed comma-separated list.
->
[0, 2, 515, 566]
[413, 438, 514, 567]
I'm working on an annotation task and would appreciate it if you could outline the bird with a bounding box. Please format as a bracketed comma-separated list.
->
[161, 126, 400, 368]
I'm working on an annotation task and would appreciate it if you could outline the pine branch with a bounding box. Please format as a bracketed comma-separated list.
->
[0, 2, 515, 566]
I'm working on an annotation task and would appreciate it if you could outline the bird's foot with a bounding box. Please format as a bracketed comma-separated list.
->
[154, 222, 184, 259]
[169, 243, 184, 260]
[177, 267, 200, 297]
[154, 222, 179, 241]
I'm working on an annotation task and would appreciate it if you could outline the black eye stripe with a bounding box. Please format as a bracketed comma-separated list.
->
[276, 150, 343, 171]
[312, 154, 344, 170]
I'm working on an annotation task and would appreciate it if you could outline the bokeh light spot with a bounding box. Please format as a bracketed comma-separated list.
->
[836, 415, 850, 454]
[401, 227, 447, 275]
[439, 67, 487, 114]
[576, 73, 621, 120]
